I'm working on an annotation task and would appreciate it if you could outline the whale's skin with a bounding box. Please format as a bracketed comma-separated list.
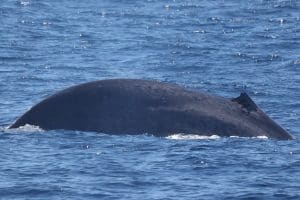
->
[10, 79, 293, 140]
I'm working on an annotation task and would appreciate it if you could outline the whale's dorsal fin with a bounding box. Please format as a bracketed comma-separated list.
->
[231, 92, 258, 112]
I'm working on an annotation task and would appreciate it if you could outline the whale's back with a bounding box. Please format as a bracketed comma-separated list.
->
[10, 79, 293, 139]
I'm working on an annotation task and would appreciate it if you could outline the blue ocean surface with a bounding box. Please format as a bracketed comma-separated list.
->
[0, 0, 299, 199]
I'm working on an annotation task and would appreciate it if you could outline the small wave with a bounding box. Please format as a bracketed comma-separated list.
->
[5, 124, 43, 132]
[166, 134, 220, 140]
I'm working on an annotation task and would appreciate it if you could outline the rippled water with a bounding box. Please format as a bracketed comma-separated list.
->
[0, 0, 299, 199]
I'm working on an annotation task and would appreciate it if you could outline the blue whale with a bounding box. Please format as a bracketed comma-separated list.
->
[10, 79, 293, 140]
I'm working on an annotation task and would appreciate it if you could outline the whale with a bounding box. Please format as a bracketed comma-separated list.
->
[9, 79, 293, 140]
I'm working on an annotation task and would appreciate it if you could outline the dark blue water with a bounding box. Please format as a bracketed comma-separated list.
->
[1, 0, 300, 199]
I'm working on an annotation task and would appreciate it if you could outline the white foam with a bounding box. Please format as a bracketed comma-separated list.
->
[7, 124, 43, 132]
[166, 134, 220, 140]
[166, 134, 269, 140]
[20, 0, 30, 6]
[230, 135, 269, 139]
[256, 135, 269, 139]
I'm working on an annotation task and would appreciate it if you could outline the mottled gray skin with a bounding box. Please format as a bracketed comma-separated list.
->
[10, 79, 293, 140]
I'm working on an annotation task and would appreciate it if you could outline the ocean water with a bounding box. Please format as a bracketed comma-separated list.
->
[0, 0, 299, 199]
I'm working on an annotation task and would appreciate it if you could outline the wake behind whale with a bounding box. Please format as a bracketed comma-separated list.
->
[9, 79, 293, 140]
